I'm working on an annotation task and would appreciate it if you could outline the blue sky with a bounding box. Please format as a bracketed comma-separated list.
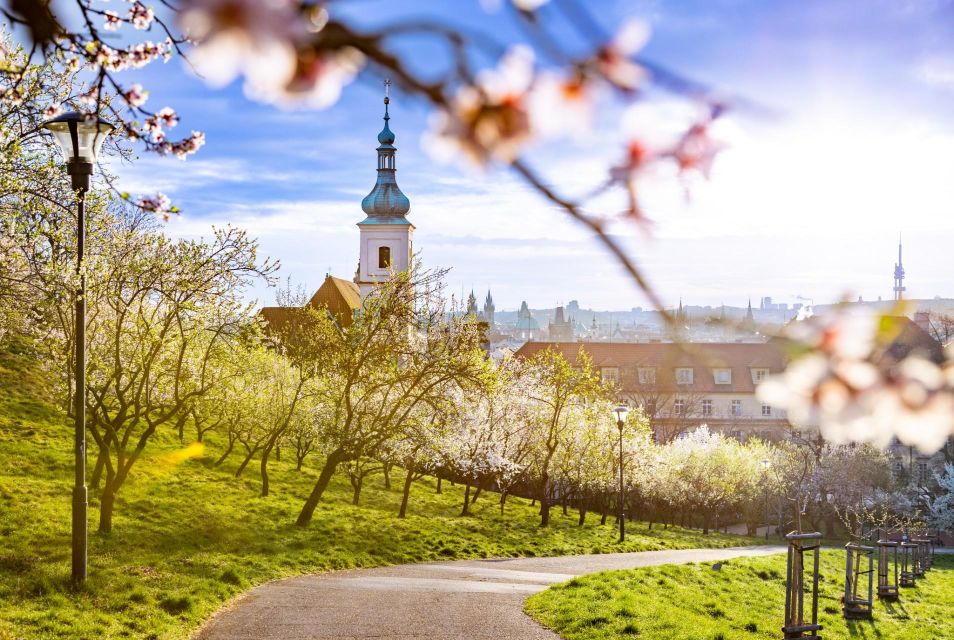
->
[103, 0, 954, 311]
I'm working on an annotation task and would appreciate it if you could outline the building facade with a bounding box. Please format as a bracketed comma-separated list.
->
[514, 341, 790, 442]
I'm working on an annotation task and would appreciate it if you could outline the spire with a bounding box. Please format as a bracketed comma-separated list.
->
[360, 79, 410, 219]
[894, 233, 905, 301]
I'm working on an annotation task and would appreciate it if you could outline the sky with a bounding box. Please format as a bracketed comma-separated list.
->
[98, 0, 954, 312]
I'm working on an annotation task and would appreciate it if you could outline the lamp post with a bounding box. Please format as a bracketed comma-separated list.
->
[614, 405, 629, 543]
[41, 111, 113, 584]
[760, 458, 771, 540]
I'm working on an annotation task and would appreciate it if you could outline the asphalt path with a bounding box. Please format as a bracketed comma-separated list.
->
[198, 545, 786, 640]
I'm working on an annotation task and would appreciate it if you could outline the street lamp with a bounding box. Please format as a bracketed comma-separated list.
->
[41, 111, 113, 584]
[760, 458, 771, 540]
[614, 405, 629, 543]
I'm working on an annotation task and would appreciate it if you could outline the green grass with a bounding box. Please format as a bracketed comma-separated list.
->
[0, 345, 757, 640]
[525, 549, 954, 639]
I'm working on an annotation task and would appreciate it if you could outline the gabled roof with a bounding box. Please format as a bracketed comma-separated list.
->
[307, 275, 360, 329]
[310, 275, 361, 313]
[261, 275, 361, 333]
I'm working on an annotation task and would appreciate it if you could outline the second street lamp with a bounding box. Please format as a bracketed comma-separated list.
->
[614, 405, 629, 543]
[760, 458, 771, 540]
[41, 111, 113, 584]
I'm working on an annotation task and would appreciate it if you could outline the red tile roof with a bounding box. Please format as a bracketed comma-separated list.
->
[513, 341, 788, 394]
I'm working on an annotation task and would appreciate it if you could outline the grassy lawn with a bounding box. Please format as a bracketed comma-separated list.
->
[0, 346, 757, 640]
[525, 548, 954, 640]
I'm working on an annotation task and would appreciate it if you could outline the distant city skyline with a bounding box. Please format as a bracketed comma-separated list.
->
[113, 0, 954, 310]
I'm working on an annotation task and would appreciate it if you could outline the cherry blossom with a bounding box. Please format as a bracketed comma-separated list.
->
[137, 192, 176, 220]
[429, 46, 535, 165]
[42, 105, 62, 118]
[179, 0, 304, 88]
[155, 107, 179, 129]
[103, 11, 122, 31]
[758, 308, 954, 454]
[527, 72, 597, 138]
[596, 19, 651, 92]
[129, 2, 155, 30]
[122, 83, 148, 107]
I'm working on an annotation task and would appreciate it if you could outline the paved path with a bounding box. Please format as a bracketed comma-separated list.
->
[198, 545, 784, 640]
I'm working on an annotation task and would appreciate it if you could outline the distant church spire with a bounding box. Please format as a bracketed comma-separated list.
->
[893, 234, 905, 301]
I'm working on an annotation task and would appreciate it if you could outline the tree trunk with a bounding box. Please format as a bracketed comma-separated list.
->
[351, 475, 363, 505]
[260, 443, 275, 497]
[90, 447, 107, 491]
[471, 486, 482, 504]
[215, 436, 236, 467]
[296, 449, 345, 526]
[436, 477, 442, 494]
[98, 474, 117, 534]
[461, 484, 471, 516]
[562, 498, 568, 516]
[578, 506, 587, 526]
[540, 493, 551, 527]
[383, 463, 392, 489]
[235, 446, 258, 478]
[296, 454, 305, 471]
[703, 513, 710, 535]
[499, 491, 508, 516]
[600, 503, 608, 525]
[398, 468, 414, 518]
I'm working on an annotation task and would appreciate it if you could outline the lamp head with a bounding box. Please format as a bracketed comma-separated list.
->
[41, 111, 114, 164]
[614, 405, 629, 426]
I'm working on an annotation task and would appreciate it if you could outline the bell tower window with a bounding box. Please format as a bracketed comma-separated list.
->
[378, 246, 391, 268]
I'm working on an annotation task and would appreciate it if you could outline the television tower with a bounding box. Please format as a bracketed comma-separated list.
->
[893, 235, 905, 301]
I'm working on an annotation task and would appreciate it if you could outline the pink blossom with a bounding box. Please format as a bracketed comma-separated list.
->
[429, 46, 535, 165]
[527, 72, 597, 138]
[137, 192, 175, 221]
[103, 10, 123, 31]
[155, 107, 179, 128]
[129, 2, 155, 30]
[758, 308, 954, 454]
[179, 0, 305, 88]
[43, 105, 63, 118]
[122, 83, 149, 107]
[597, 19, 650, 91]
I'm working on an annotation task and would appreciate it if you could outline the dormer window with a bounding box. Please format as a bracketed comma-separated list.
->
[751, 368, 770, 384]
[378, 246, 391, 268]
[714, 368, 732, 385]
[675, 368, 693, 385]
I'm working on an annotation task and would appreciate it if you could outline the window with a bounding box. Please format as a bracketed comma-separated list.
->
[601, 367, 620, 384]
[730, 400, 742, 416]
[761, 404, 772, 417]
[674, 398, 686, 415]
[751, 368, 770, 384]
[675, 368, 694, 385]
[918, 462, 929, 485]
[378, 245, 391, 268]
[714, 368, 732, 385]
[702, 399, 713, 416]
[637, 367, 656, 384]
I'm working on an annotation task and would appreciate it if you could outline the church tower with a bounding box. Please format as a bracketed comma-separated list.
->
[355, 81, 414, 303]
